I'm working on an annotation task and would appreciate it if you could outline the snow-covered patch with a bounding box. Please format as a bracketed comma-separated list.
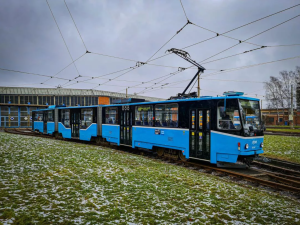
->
[0, 132, 300, 224]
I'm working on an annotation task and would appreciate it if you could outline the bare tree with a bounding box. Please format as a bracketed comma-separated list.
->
[265, 66, 299, 124]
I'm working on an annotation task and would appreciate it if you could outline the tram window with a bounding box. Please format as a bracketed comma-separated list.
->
[217, 100, 241, 130]
[61, 110, 70, 127]
[48, 111, 54, 121]
[135, 105, 153, 126]
[105, 107, 118, 124]
[206, 110, 210, 130]
[35, 112, 43, 121]
[199, 110, 203, 129]
[155, 104, 178, 127]
[191, 110, 195, 129]
[81, 109, 93, 128]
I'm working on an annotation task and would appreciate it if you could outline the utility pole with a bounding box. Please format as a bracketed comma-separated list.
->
[126, 88, 128, 98]
[197, 74, 200, 97]
[290, 84, 294, 129]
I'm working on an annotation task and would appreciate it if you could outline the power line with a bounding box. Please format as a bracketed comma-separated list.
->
[63, 5, 300, 91]
[64, 0, 88, 51]
[147, 4, 300, 63]
[45, 0, 80, 76]
[146, 21, 191, 62]
[0, 67, 70, 81]
[201, 78, 266, 84]
[202, 55, 300, 77]
[41, 52, 86, 84]
[144, 54, 300, 90]
[191, 22, 261, 47]
[223, 3, 300, 35]
[179, 0, 189, 21]
[198, 13, 300, 64]
[90, 51, 137, 62]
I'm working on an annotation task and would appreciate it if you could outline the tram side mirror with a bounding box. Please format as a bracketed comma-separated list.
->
[249, 126, 254, 132]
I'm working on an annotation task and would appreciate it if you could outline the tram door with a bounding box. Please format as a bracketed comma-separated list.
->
[189, 109, 210, 160]
[120, 105, 132, 145]
[71, 109, 80, 138]
[43, 112, 48, 133]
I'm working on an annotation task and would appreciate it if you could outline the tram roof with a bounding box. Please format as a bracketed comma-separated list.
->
[104, 95, 260, 107]
[32, 95, 260, 111]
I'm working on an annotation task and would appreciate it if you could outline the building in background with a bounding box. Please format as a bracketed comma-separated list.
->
[0, 87, 163, 128]
[262, 108, 300, 126]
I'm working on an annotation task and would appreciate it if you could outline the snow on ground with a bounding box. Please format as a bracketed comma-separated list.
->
[0, 132, 300, 224]
[263, 135, 300, 163]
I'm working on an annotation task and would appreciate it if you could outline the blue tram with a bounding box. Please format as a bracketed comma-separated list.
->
[32, 92, 264, 167]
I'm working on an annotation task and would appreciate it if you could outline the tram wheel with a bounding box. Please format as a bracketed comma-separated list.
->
[157, 147, 164, 157]
[178, 151, 187, 161]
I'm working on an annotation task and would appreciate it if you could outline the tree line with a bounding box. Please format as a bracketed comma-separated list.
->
[265, 66, 300, 110]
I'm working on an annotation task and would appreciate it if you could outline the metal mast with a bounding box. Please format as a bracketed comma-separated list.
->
[166, 48, 205, 99]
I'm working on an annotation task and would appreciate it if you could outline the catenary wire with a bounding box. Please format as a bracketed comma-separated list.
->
[45, 0, 80, 76]
[64, 0, 87, 51]
[147, 3, 300, 63]
[179, 0, 189, 21]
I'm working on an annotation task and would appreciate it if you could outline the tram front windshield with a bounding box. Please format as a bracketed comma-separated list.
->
[239, 99, 261, 132]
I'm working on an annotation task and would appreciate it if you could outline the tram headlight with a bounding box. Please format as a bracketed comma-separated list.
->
[260, 143, 264, 148]
[245, 144, 249, 149]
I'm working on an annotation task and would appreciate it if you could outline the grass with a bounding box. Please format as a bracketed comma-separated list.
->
[1, 133, 300, 224]
[267, 125, 300, 129]
[267, 128, 300, 133]
[263, 135, 300, 164]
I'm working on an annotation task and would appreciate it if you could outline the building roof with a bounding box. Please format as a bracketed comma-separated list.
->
[0, 87, 164, 102]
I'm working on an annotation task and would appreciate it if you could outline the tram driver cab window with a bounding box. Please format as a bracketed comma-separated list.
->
[217, 100, 241, 130]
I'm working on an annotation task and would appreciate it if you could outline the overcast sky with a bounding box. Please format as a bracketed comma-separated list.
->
[0, 0, 300, 105]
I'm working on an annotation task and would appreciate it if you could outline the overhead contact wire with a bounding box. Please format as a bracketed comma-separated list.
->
[64, 0, 88, 51]
[46, 0, 80, 76]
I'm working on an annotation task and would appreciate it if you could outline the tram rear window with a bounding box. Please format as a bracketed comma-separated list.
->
[105, 107, 118, 124]
[217, 100, 241, 130]
[154, 103, 178, 127]
[135, 105, 153, 126]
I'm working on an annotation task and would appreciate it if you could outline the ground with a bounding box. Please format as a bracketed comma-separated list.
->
[0, 133, 300, 224]
[263, 135, 300, 164]
[267, 128, 300, 133]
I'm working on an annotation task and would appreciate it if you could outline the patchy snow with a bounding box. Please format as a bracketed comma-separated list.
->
[0, 132, 300, 224]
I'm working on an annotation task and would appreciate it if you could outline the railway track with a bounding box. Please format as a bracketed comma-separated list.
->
[4, 128, 300, 196]
[264, 131, 300, 136]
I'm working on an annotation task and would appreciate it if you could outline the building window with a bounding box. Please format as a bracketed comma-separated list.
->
[155, 103, 178, 127]
[5, 96, 9, 103]
[135, 105, 153, 126]
[105, 107, 118, 124]
[279, 118, 283, 122]
[0, 95, 4, 103]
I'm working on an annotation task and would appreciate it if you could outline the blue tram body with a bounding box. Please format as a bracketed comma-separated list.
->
[32, 93, 264, 166]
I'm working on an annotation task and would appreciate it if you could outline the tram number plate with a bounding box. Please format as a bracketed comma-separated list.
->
[122, 105, 130, 111]
[155, 129, 161, 135]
